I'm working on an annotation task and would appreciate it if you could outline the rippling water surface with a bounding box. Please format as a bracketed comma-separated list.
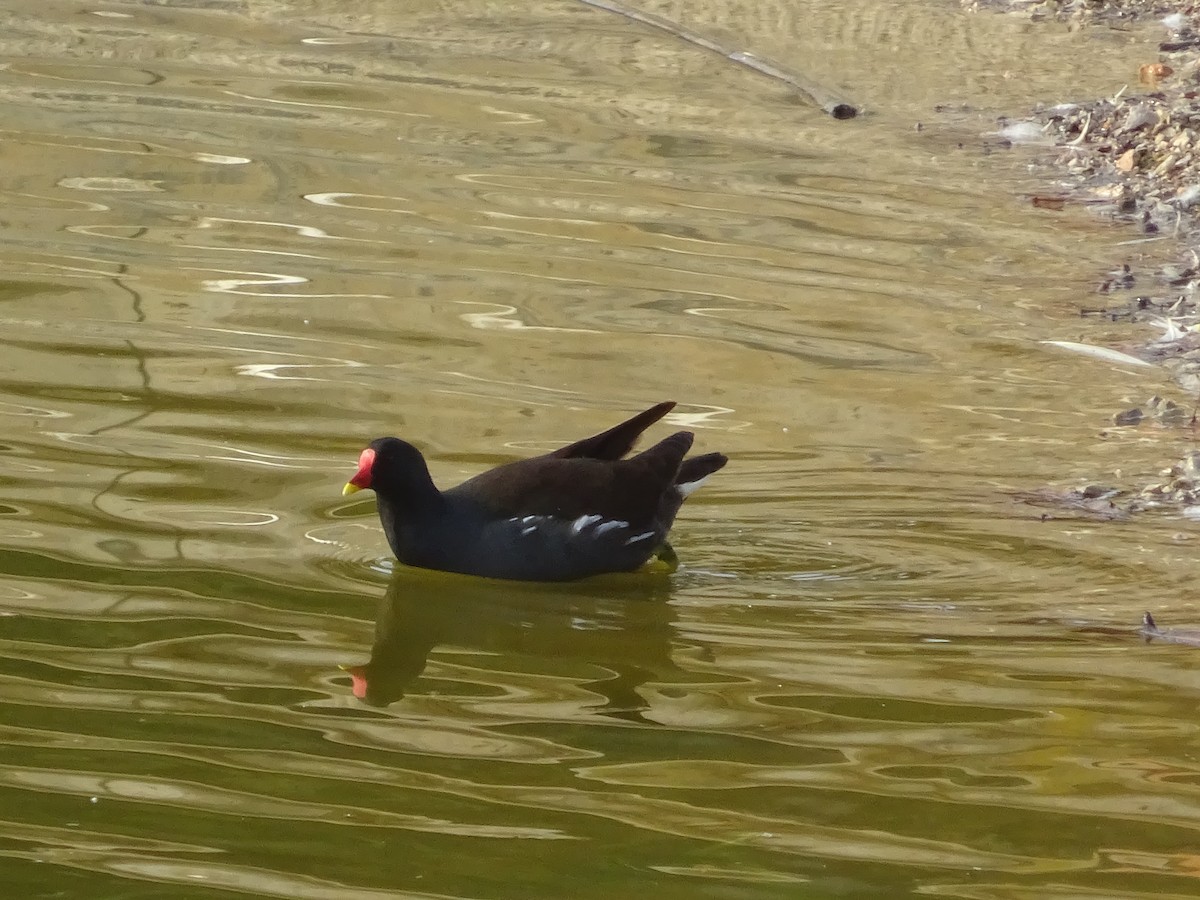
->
[2, 1, 1196, 898]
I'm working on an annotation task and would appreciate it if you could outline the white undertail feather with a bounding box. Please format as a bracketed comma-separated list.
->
[674, 474, 711, 497]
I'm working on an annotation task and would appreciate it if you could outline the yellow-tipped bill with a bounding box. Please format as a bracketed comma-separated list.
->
[342, 447, 376, 496]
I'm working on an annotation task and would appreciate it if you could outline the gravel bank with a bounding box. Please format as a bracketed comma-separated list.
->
[968, 1, 1200, 516]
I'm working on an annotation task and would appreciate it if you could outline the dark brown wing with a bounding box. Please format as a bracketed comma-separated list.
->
[550, 402, 675, 461]
[451, 430, 694, 524]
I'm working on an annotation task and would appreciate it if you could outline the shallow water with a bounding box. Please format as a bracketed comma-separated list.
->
[2, 1, 1198, 898]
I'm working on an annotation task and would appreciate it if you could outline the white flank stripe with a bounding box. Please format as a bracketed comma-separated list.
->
[625, 530, 656, 545]
[593, 520, 628, 537]
[570, 514, 603, 534]
[521, 525, 537, 536]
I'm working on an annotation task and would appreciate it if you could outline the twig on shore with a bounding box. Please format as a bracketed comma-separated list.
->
[575, 0, 859, 120]
[1067, 111, 1091, 147]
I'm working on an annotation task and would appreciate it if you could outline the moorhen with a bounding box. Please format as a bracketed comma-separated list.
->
[341, 401, 727, 581]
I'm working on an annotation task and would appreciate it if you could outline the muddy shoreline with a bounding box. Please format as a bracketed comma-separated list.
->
[969, 1, 1200, 519]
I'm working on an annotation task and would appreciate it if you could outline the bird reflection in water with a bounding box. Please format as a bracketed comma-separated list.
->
[341, 569, 711, 722]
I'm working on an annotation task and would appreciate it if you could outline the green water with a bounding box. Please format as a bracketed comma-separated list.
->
[1, 1, 1196, 898]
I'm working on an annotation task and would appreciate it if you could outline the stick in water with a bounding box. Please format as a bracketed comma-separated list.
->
[1142, 611, 1200, 647]
[575, 0, 859, 119]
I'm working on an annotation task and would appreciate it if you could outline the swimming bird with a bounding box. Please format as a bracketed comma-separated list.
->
[342, 401, 726, 581]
